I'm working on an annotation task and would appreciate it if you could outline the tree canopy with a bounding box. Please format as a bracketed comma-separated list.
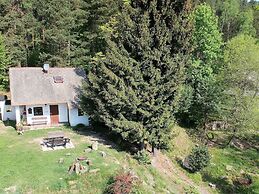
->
[81, 0, 194, 148]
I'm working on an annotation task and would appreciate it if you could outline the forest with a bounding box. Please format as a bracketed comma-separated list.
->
[0, 0, 259, 193]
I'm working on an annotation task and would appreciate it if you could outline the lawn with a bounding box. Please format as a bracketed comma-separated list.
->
[1, 123, 257, 194]
[0, 125, 121, 193]
[168, 127, 259, 194]
[0, 123, 193, 194]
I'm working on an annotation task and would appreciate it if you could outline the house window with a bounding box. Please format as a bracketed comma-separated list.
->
[78, 108, 84, 116]
[53, 76, 64, 83]
[28, 108, 32, 114]
[33, 107, 43, 116]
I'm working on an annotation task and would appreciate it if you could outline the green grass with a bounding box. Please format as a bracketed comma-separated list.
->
[202, 147, 259, 194]
[0, 124, 189, 194]
[168, 127, 259, 194]
[0, 126, 120, 193]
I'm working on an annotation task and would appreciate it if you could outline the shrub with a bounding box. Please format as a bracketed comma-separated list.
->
[183, 145, 210, 172]
[134, 150, 151, 165]
[74, 123, 86, 130]
[107, 171, 137, 194]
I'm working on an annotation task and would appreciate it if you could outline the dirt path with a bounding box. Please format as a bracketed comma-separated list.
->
[151, 151, 211, 194]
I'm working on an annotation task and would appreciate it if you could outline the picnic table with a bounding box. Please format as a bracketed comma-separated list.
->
[43, 131, 70, 148]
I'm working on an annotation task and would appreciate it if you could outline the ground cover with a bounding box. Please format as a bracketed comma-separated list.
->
[0, 123, 201, 194]
[168, 127, 259, 194]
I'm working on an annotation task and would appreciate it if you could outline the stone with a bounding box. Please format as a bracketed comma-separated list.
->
[100, 151, 106, 157]
[80, 165, 89, 174]
[58, 158, 64, 164]
[71, 185, 77, 189]
[65, 153, 71, 156]
[220, 176, 228, 180]
[4, 185, 17, 193]
[226, 165, 233, 171]
[68, 180, 76, 186]
[91, 141, 98, 150]
[209, 183, 216, 189]
[84, 148, 92, 153]
[77, 157, 87, 161]
[89, 168, 100, 173]
[85, 160, 92, 166]
[70, 190, 80, 194]
[75, 162, 80, 174]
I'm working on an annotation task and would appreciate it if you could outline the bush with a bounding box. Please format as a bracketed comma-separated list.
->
[107, 171, 137, 194]
[134, 150, 151, 165]
[183, 145, 210, 172]
[74, 123, 86, 130]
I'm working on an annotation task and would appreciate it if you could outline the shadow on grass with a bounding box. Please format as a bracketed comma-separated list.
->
[201, 171, 257, 194]
[3, 120, 16, 128]
[71, 122, 139, 155]
[201, 146, 258, 194]
[201, 171, 234, 194]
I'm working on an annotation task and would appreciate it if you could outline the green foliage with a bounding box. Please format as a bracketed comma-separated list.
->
[0, 34, 10, 90]
[81, 0, 194, 148]
[253, 5, 259, 38]
[181, 3, 223, 127]
[0, 0, 116, 68]
[239, 9, 256, 36]
[221, 34, 259, 133]
[204, 0, 258, 40]
[134, 150, 151, 165]
[202, 147, 259, 194]
[191, 3, 223, 66]
[184, 146, 210, 172]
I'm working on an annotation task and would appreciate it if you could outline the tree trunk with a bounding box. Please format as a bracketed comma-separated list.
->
[140, 141, 145, 151]
[152, 145, 158, 157]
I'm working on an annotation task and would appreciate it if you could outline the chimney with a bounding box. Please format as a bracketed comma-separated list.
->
[43, 63, 49, 73]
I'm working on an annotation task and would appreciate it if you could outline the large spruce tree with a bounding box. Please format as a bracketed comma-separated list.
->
[81, 0, 194, 149]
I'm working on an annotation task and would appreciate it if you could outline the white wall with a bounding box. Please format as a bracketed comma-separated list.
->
[69, 108, 89, 126]
[0, 101, 4, 120]
[3, 104, 16, 121]
[58, 103, 68, 123]
[25, 103, 68, 125]
[26, 104, 51, 125]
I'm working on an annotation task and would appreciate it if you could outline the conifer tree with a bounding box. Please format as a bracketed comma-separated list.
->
[0, 0, 116, 68]
[81, 0, 194, 149]
[0, 0, 36, 66]
[0, 34, 10, 90]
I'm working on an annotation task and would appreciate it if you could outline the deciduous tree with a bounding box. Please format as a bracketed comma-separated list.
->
[180, 4, 223, 128]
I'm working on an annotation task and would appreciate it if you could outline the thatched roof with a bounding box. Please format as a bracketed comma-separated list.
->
[9, 67, 86, 107]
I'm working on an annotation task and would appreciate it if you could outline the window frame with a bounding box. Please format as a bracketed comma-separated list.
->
[33, 107, 43, 116]
[78, 108, 84, 116]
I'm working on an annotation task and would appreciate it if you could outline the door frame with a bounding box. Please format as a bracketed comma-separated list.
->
[50, 105, 59, 124]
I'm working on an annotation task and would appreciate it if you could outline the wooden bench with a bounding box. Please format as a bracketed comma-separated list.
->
[43, 137, 70, 148]
[32, 120, 48, 125]
[32, 117, 48, 125]
[43, 131, 70, 148]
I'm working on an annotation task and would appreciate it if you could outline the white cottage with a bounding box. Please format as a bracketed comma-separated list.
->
[1, 66, 89, 127]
